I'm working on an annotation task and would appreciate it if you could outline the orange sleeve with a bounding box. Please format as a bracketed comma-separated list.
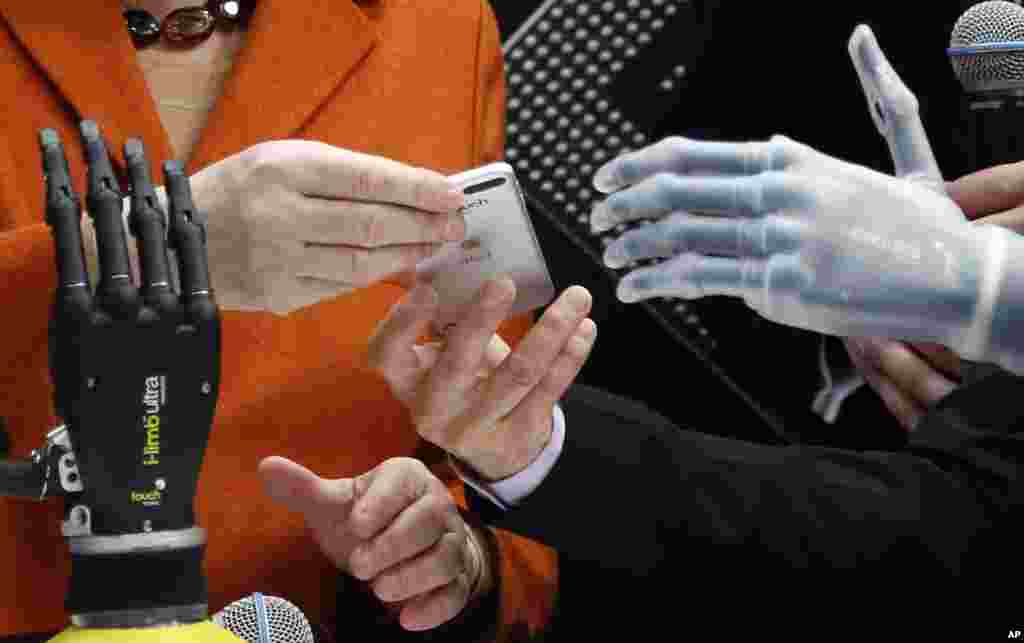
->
[0, 223, 56, 407]
[468, 2, 559, 640]
[0, 223, 72, 637]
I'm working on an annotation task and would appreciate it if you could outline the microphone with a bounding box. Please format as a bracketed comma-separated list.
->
[949, 0, 1024, 95]
[212, 594, 315, 643]
[947, 1, 1024, 171]
[945, 1, 1024, 384]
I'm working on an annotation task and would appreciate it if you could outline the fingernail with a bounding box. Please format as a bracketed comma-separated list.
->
[482, 278, 516, 306]
[591, 203, 617, 234]
[563, 286, 592, 314]
[447, 188, 466, 206]
[577, 318, 597, 340]
[568, 319, 598, 355]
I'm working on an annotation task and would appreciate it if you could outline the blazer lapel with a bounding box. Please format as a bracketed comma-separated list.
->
[186, 0, 378, 173]
[0, 0, 173, 167]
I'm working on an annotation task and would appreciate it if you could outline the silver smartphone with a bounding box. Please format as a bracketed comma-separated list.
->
[416, 162, 555, 334]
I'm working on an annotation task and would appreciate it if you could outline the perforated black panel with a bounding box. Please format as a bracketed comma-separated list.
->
[502, 0, 721, 356]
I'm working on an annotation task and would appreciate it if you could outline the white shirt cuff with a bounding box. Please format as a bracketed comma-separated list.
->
[453, 403, 566, 511]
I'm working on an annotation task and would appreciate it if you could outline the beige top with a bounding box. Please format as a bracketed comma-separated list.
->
[135, 29, 247, 163]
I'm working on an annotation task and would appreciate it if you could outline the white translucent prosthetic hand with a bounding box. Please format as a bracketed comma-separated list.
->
[590, 25, 1024, 375]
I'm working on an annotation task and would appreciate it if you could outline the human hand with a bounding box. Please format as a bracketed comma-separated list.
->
[259, 456, 491, 631]
[948, 161, 1024, 232]
[367, 281, 596, 481]
[82, 140, 466, 315]
[845, 339, 960, 430]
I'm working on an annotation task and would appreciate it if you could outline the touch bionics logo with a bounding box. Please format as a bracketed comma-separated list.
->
[142, 375, 165, 467]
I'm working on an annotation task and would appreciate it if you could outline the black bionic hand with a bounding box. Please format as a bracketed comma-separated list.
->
[42, 122, 220, 539]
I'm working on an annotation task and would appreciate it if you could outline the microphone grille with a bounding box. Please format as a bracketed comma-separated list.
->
[950, 1, 1024, 93]
[212, 593, 315, 643]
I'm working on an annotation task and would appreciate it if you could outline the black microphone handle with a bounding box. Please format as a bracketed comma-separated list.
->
[962, 94, 1024, 171]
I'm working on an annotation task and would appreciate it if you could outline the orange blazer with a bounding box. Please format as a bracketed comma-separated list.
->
[0, 0, 556, 637]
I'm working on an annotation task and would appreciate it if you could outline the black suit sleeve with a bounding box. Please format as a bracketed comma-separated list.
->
[466, 378, 1024, 579]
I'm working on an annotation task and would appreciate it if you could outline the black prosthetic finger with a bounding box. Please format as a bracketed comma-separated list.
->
[80, 120, 138, 318]
[164, 161, 217, 324]
[40, 129, 93, 318]
[125, 139, 178, 317]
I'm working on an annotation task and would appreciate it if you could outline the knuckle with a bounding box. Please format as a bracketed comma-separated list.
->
[348, 490, 375, 526]
[353, 168, 394, 200]
[502, 352, 541, 388]
[348, 547, 374, 580]
[350, 514, 378, 543]
[410, 177, 428, 209]
[431, 490, 458, 519]
[240, 143, 287, 183]
[351, 168, 375, 198]
[408, 457, 433, 481]
[420, 494, 451, 530]
[398, 468, 428, 503]
[382, 456, 414, 471]
[434, 349, 477, 382]
[357, 209, 386, 248]
[540, 306, 574, 335]
[563, 333, 592, 364]
[373, 570, 408, 602]
[345, 248, 376, 287]
[238, 188, 273, 225]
